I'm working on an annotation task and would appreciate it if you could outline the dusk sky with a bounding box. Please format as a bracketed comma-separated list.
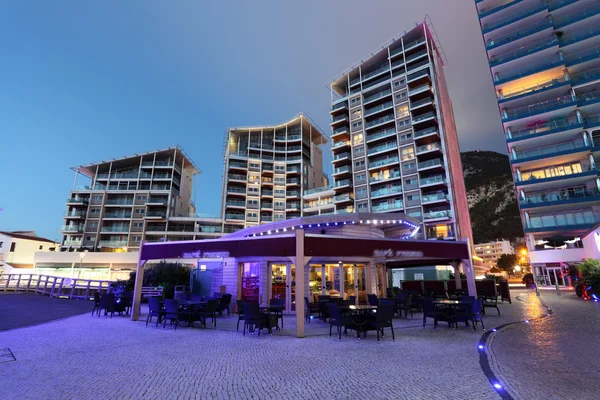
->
[0, 0, 505, 241]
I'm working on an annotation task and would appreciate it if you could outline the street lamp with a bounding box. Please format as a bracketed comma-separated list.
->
[78, 251, 87, 279]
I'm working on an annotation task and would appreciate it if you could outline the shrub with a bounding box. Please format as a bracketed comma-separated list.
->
[522, 273, 534, 287]
[577, 259, 600, 298]
[127, 261, 190, 299]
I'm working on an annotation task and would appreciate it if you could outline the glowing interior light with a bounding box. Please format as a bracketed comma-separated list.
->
[478, 345, 484, 350]
[492, 328, 497, 332]
[525, 320, 530, 323]
[493, 383, 502, 390]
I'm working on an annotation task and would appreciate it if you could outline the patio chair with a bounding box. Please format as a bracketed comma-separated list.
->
[197, 299, 218, 328]
[367, 294, 379, 306]
[483, 295, 501, 316]
[269, 298, 285, 329]
[190, 294, 204, 302]
[217, 293, 232, 316]
[146, 296, 163, 327]
[120, 292, 133, 314]
[327, 303, 354, 341]
[162, 299, 181, 329]
[304, 297, 320, 323]
[98, 293, 116, 318]
[243, 302, 270, 337]
[213, 292, 222, 298]
[91, 292, 101, 316]
[175, 293, 188, 303]
[397, 294, 413, 319]
[236, 300, 245, 331]
[421, 297, 442, 328]
[366, 303, 395, 342]
[349, 295, 357, 305]
[379, 299, 394, 306]
[469, 299, 485, 331]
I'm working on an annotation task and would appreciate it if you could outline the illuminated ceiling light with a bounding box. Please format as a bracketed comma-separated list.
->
[292, 226, 295, 230]
[360, 220, 363, 223]
[308, 224, 312, 228]
[299, 225, 303, 228]
[267, 231, 271, 234]
[326, 223, 329, 226]
[334, 222, 338, 225]
[386, 220, 390, 224]
[283, 228, 287, 232]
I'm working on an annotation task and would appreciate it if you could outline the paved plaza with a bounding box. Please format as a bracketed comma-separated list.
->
[0, 290, 599, 399]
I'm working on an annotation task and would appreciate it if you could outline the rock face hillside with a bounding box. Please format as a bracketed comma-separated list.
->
[460, 151, 523, 243]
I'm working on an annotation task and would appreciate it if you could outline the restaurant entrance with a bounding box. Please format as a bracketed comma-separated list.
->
[269, 263, 296, 313]
[308, 263, 367, 303]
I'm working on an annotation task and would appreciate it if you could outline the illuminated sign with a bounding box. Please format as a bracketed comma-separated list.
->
[372, 249, 424, 258]
[183, 251, 230, 259]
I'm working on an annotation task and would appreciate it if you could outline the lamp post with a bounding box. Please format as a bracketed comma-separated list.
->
[78, 252, 86, 279]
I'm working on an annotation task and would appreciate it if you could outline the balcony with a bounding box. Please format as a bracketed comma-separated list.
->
[331, 126, 349, 138]
[61, 225, 84, 233]
[226, 200, 246, 208]
[64, 211, 86, 218]
[98, 240, 128, 247]
[286, 178, 300, 185]
[63, 239, 83, 247]
[560, 25, 600, 48]
[331, 114, 348, 125]
[371, 185, 403, 198]
[416, 142, 441, 155]
[502, 94, 576, 122]
[520, 188, 600, 209]
[420, 175, 447, 187]
[332, 152, 351, 164]
[286, 191, 300, 197]
[515, 164, 599, 187]
[370, 170, 401, 183]
[418, 158, 444, 170]
[105, 198, 133, 205]
[225, 214, 245, 221]
[333, 165, 351, 176]
[334, 193, 353, 203]
[227, 187, 246, 195]
[100, 226, 129, 233]
[366, 128, 397, 143]
[363, 88, 392, 105]
[489, 37, 558, 67]
[494, 59, 564, 86]
[499, 76, 570, 103]
[229, 161, 247, 170]
[585, 114, 600, 129]
[228, 174, 247, 182]
[512, 141, 589, 164]
[410, 97, 434, 110]
[486, 19, 553, 50]
[144, 211, 166, 219]
[334, 179, 352, 188]
[478, 0, 525, 19]
[368, 156, 399, 170]
[367, 141, 398, 156]
[331, 101, 348, 112]
[408, 84, 431, 97]
[422, 192, 450, 204]
[104, 212, 132, 219]
[413, 127, 439, 140]
[364, 101, 394, 118]
[365, 114, 395, 130]
[261, 190, 273, 197]
[372, 201, 403, 212]
[565, 45, 600, 67]
[66, 197, 89, 205]
[412, 111, 437, 125]
[332, 140, 351, 152]
[555, 3, 600, 29]
[524, 210, 599, 233]
[481, 1, 548, 34]
[145, 198, 168, 206]
[507, 118, 583, 143]
[423, 209, 452, 221]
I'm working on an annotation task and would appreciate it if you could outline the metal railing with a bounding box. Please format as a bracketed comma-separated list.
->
[365, 114, 395, 129]
[422, 192, 449, 203]
[364, 101, 394, 117]
[526, 210, 599, 229]
[368, 156, 399, 169]
[555, 3, 600, 28]
[366, 128, 396, 142]
[482, 1, 548, 33]
[490, 37, 558, 66]
[370, 170, 401, 182]
[0, 274, 114, 300]
[421, 175, 446, 186]
[364, 88, 392, 104]
[513, 140, 588, 161]
[504, 94, 576, 120]
[373, 201, 403, 212]
[486, 20, 553, 49]
[520, 188, 600, 205]
[508, 118, 581, 140]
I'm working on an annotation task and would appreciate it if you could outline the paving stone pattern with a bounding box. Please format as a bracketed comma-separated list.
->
[0, 289, 597, 399]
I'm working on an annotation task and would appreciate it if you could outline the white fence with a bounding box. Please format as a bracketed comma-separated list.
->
[0, 274, 112, 300]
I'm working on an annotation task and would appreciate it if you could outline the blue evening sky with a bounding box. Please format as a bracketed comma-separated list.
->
[0, 0, 504, 241]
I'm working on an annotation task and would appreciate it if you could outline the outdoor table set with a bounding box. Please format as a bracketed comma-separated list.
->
[92, 292, 133, 318]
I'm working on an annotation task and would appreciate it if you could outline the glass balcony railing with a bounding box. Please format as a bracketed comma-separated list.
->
[225, 214, 245, 220]
[418, 158, 443, 169]
[362, 64, 390, 81]
[362, 75, 391, 91]
[479, 0, 524, 18]
[560, 25, 600, 47]
[333, 140, 351, 149]
[66, 197, 89, 204]
[363, 88, 392, 104]
[423, 209, 452, 220]
[496, 58, 564, 85]
[146, 211, 166, 218]
[513, 141, 588, 161]
[526, 210, 599, 230]
[105, 199, 134, 205]
[331, 114, 348, 123]
[373, 201, 404, 212]
[228, 174, 247, 181]
[407, 69, 430, 83]
[500, 76, 569, 101]
[304, 186, 333, 196]
[486, 20, 553, 50]
[416, 142, 441, 154]
[64, 211, 86, 217]
[364, 101, 394, 117]
[61, 225, 84, 232]
[334, 193, 353, 202]
[226, 187, 245, 194]
[333, 166, 351, 175]
[368, 141, 398, 155]
[366, 128, 396, 142]
[405, 49, 429, 65]
[422, 192, 449, 203]
[226, 200, 245, 207]
[101, 226, 129, 233]
[332, 126, 349, 135]
[482, 2, 548, 33]
[370, 170, 401, 182]
[414, 127, 438, 138]
[408, 84, 431, 96]
[504, 94, 576, 120]
[368, 156, 399, 169]
[404, 37, 426, 51]
[548, 0, 578, 11]
[508, 118, 582, 140]
[412, 111, 437, 124]
[104, 212, 132, 218]
[334, 179, 351, 188]
[585, 114, 600, 128]
[371, 185, 402, 197]
[490, 37, 558, 66]
[420, 175, 446, 186]
[154, 161, 174, 167]
[406, 59, 430, 73]
[286, 191, 300, 197]
[333, 153, 350, 161]
[331, 101, 348, 111]
[229, 161, 247, 168]
[410, 97, 434, 109]
[565, 45, 600, 67]
[99, 240, 128, 247]
[555, 3, 600, 28]
[516, 164, 596, 183]
[365, 114, 395, 129]
[63, 239, 83, 246]
[571, 67, 600, 86]
[578, 90, 600, 107]
[520, 188, 600, 206]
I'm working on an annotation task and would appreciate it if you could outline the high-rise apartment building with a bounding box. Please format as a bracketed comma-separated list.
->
[62, 146, 222, 251]
[328, 21, 473, 242]
[475, 0, 600, 282]
[221, 113, 328, 233]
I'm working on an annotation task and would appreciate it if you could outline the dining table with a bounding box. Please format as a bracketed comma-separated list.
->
[338, 305, 378, 339]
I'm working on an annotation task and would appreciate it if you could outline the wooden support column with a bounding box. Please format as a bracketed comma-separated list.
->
[453, 261, 462, 290]
[295, 229, 306, 338]
[131, 242, 147, 321]
[462, 259, 477, 298]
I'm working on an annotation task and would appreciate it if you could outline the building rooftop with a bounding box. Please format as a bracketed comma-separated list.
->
[70, 145, 201, 178]
[227, 113, 328, 145]
[0, 231, 57, 244]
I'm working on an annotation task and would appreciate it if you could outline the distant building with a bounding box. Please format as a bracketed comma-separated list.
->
[474, 240, 515, 269]
[0, 231, 58, 272]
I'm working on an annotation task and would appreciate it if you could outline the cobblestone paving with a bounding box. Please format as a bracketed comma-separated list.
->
[488, 290, 600, 400]
[2, 290, 594, 399]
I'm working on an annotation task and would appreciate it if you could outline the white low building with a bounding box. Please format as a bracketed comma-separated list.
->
[0, 231, 59, 273]
[474, 240, 514, 269]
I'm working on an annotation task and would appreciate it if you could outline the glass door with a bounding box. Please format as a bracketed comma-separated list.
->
[271, 263, 287, 303]
[240, 262, 260, 302]
[289, 264, 296, 312]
